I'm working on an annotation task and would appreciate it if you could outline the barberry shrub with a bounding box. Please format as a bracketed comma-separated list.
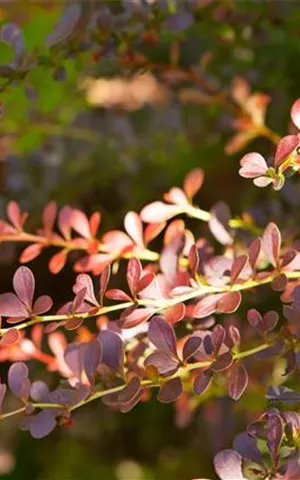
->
[0, 3, 300, 479]
[0, 93, 300, 479]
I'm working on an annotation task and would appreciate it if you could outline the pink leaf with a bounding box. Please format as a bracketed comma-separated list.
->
[144, 222, 165, 245]
[0, 328, 20, 346]
[33, 295, 53, 315]
[73, 274, 99, 307]
[13, 266, 35, 310]
[58, 206, 73, 240]
[42, 201, 57, 234]
[124, 211, 144, 248]
[140, 202, 182, 223]
[164, 303, 186, 324]
[193, 294, 223, 318]
[209, 202, 232, 245]
[0, 293, 28, 317]
[291, 98, 300, 130]
[239, 152, 268, 178]
[7, 201, 27, 229]
[89, 212, 101, 237]
[183, 168, 204, 199]
[121, 307, 155, 329]
[274, 135, 299, 167]
[105, 289, 132, 302]
[214, 450, 245, 480]
[71, 209, 91, 239]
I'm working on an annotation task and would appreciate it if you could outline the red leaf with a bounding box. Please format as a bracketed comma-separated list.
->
[0, 293, 28, 317]
[262, 222, 281, 268]
[216, 291, 242, 314]
[49, 251, 67, 274]
[249, 238, 261, 268]
[274, 135, 299, 167]
[164, 303, 186, 324]
[136, 272, 154, 293]
[188, 244, 199, 277]
[157, 377, 182, 403]
[124, 212, 144, 248]
[65, 317, 84, 330]
[100, 265, 111, 301]
[239, 152, 268, 178]
[291, 98, 300, 130]
[121, 307, 155, 329]
[227, 363, 248, 400]
[140, 202, 181, 223]
[183, 168, 204, 199]
[126, 257, 142, 297]
[13, 266, 35, 310]
[20, 243, 43, 263]
[193, 294, 223, 318]
[89, 212, 101, 237]
[144, 222, 165, 245]
[247, 308, 262, 327]
[231, 255, 249, 283]
[0, 328, 20, 346]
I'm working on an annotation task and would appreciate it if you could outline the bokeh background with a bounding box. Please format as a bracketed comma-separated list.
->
[0, 1, 300, 479]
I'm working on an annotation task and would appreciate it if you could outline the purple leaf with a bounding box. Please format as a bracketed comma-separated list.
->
[158, 377, 183, 403]
[233, 432, 262, 464]
[211, 352, 233, 372]
[194, 371, 213, 395]
[8, 362, 31, 400]
[148, 316, 178, 357]
[83, 339, 102, 385]
[21, 410, 57, 439]
[30, 381, 49, 402]
[261, 311, 279, 333]
[33, 295, 53, 315]
[271, 274, 288, 292]
[64, 343, 87, 381]
[247, 308, 262, 328]
[118, 377, 141, 405]
[214, 450, 245, 480]
[0, 292, 28, 317]
[100, 265, 111, 302]
[267, 413, 284, 467]
[144, 351, 179, 376]
[13, 266, 35, 311]
[227, 363, 248, 400]
[98, 330, 124, 375]
[182, 336, 202, 361]
[46, 4, 81, 47]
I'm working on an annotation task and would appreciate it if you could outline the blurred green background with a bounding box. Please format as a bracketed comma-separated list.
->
[0, 1, 300, 479]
